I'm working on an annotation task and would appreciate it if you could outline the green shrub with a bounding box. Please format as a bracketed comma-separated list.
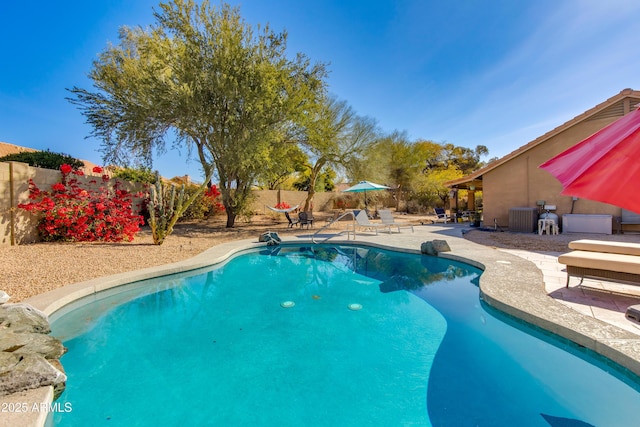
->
[111, 166, 157, 184]
[179, 184, 210, 220]
[0, 150, 84, 170]
[177, 184, 225, 221]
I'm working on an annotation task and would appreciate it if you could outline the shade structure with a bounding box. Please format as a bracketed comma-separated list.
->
[343, 180, 391, 193]
[539, 107, 640, 213]
[343, 180, 391, 208]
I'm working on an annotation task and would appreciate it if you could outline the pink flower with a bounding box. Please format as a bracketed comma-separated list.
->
[92, 166, 103, 174]
[60, 164, 72, 175]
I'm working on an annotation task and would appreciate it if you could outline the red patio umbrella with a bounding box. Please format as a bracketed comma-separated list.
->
[539, 107, 640, 213]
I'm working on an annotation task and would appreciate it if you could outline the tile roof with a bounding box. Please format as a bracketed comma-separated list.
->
[446, 88, 640, 188]
[0, 141, 38, 158]
[0, 142, 102, 176]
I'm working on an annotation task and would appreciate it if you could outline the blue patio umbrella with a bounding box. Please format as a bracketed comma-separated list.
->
[343, 180, 391, 208]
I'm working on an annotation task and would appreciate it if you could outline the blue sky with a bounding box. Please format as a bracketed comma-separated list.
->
[2, 0, 640, 182]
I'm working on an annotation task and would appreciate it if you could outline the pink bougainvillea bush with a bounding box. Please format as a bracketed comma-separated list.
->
[18, 164, 144, 242]
[204, 184, 225, 214]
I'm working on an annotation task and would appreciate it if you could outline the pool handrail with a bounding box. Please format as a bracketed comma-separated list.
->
[311, 211, 356, 243]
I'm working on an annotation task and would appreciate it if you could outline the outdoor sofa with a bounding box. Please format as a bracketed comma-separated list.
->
[558, 239, 640, 287]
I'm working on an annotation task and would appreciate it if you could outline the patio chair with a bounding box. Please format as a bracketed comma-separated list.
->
[285, 211, 299, 228]
[378, 209, 414, 232]
[433, 208, 450, 224]
[299, 211, 314, 229]
[347, 210, 392, 235]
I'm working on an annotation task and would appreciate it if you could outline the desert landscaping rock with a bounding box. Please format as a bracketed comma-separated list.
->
[0, 353, 66, 398]
[0, 301, 67, 398]
[420, 239, 451, 255]
[0, 303, 50, 334]
[0, 329, 66, 359]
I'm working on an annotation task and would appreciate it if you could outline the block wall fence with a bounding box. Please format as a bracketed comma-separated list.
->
[0, 161, 351, 246]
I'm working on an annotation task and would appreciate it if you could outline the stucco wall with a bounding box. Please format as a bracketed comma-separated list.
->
[251, 190, 337, 213]
[0, 162, 145, 246]
[0, 162, 61, 245]
[484, 116, 622, 231]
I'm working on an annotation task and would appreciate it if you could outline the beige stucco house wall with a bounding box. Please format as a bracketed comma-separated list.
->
[447, 88, 640, 232]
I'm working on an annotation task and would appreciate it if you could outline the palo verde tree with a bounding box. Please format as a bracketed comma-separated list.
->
[299, 95, 379, 211]
[68, 0, 326, 227]
[424, 143, 489, 175]
[256, 143, 308, 190]
[356, 132, 434, 210]
[357, 138, 488, 210]
[420, 141, 488, 206]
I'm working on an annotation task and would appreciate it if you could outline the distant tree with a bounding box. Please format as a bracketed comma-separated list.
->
[424, 143, 488, 175]
[256, 144, 308, 190]
[0, 150, 84, 171]
[421, 166, 464, 206]
[67, 0, 326, 227]
[299, 96, 378, 211]
[292, 166, 336, 192]
[357, 138, 488, 211]
[110, 166, 157, 184]
[356, 135, 441, 210]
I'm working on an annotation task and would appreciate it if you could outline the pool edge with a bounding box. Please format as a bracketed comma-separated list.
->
[14, 231, 640, 426]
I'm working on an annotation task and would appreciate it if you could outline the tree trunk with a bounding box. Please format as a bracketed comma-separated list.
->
[303, 162, 322, 212]
[303, 187, 315, 212]
[226, 209, 236, 228]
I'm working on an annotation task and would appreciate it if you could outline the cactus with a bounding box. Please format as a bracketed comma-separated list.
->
[147, 170, 212, 245]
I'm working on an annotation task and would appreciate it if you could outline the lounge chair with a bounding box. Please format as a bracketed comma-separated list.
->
[378, 209, 414, 232]
[298, 211, 314, 229]
[284, 212, 299, 228]
[433, 208, 450, 224]
[347, 210, 392, 235]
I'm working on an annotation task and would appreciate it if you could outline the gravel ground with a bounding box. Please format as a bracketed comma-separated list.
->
[0, 215, 299, 302]
[3, 213, 639, 302]
[462, 227, 640, 252]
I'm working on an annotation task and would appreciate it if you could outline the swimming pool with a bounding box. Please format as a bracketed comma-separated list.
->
[49, 244, 640, 426]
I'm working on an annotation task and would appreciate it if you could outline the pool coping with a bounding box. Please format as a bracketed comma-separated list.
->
[10, 230, 640, 426]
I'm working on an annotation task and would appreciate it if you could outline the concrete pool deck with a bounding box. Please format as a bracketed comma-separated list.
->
[7, 223, 640, 426]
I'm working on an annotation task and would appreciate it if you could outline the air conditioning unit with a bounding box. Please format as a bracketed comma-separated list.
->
[508, 207, 538, 233]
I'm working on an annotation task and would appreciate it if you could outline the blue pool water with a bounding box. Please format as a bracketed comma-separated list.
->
[50, 245, 640, 426]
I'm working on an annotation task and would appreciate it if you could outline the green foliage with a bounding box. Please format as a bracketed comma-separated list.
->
[0, 150, 84, 171]
[293, 167, 336, 192]
[179, 185, 209, 221]
[299, 95, 379, 211]
[357, 135, 488, 211]
[68, 0, 327, 228]
[256, 144, 308, 190]
[147, 171, 212, 245]
[233, 191, 256, 223]
[424, 143, 488, 175]
[111, 166, 156, 184]
[178, 183, 224, 221]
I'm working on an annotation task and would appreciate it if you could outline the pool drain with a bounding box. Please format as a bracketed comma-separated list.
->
[280, 301, 295, 308]
[348, 303, 362, 311]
